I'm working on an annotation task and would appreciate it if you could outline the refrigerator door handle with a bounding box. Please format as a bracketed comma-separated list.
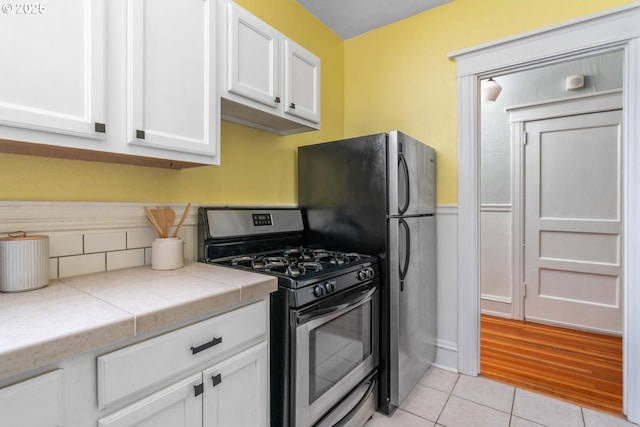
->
[398, 218, 411, 291]
[398, 151, 410, 215]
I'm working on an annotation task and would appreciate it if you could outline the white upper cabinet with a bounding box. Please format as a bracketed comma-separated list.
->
[227, 5, 280, 109]
[219, 0, 320, 135]
[0, 0, 220, 168]
[283, 39, 320, 124]
[0, 0, 106, 139]
[126, 0, 218, 159]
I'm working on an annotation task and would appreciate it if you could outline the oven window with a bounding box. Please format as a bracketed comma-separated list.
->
[308, 301, 372, 404]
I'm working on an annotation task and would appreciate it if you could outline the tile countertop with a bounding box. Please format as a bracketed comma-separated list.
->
[0, 262, 277, 381]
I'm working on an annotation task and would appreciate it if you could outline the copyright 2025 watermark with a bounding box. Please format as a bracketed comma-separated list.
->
[2, 3, 47, 14]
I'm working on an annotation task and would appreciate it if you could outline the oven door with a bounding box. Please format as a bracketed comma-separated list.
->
[292, 281, 379, 427]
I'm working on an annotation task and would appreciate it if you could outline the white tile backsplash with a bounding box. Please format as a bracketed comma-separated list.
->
[127, 228, 156, 249]
[1, 201, 199, 281]
[49, 258, 58, 280]
[49, 234, 83, 257]
[107, 249, 146, 271]
[84, 232, 127, 254]
[59, 253, 106, 278]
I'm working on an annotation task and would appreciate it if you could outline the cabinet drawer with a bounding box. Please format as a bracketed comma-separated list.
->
[98, 300, 267, 409]
[0, 370, 64, 427]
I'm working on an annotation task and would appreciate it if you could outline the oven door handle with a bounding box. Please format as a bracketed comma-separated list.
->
[296, 286, 377, 325]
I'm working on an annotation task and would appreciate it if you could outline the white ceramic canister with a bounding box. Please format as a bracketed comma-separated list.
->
[0, 231, 50, 293]
[151, 237, 184, 270]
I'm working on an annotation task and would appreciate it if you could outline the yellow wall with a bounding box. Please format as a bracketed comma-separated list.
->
[344, 0, 634, 205]
[0, 0, 633, 205]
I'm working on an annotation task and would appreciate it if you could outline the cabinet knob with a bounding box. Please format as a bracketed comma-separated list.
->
[289, 102, 296, 109]
[211, 373, 222, 387]
[274, 96, 281, 103]
[194, 383, 204, 397]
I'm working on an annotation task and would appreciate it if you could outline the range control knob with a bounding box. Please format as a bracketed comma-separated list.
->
[366, 268, 375, 279]
[357, 270, 367, 281]
[313, 285, 325, 298]
[324, 281, 336, 293]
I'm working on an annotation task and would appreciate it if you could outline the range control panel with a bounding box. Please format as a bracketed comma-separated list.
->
[252, 213, 273, 226]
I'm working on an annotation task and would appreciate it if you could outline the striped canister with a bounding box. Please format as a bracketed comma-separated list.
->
[0, 231, 49, 293]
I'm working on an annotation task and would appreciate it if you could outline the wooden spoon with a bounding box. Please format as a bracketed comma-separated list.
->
[155, 206, 167, 238]
[172, 203, 191, 238]
[163, 207, 176, 237]
[144, 206, 164, 237]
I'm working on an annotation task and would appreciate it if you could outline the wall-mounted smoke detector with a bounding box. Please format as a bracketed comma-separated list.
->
[565, 75, 585, 90]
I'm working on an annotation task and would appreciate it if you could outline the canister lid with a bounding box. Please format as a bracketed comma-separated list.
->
[0, 231, 48, 241]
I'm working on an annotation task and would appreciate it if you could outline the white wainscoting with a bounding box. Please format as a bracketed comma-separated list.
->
[434, 205, 459, 371]
[480, 204, 513, 318]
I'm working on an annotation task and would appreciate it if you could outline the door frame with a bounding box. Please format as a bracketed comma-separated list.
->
[508, 90, 623, 322]
[449, 3, 640, 422]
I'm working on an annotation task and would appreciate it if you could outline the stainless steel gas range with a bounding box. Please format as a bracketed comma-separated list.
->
[198, 207, 379, 427]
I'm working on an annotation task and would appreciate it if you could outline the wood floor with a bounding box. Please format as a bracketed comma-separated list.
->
[480, 314, 623, 415]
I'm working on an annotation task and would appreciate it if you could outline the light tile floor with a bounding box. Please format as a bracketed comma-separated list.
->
[365, 367, 639, 427]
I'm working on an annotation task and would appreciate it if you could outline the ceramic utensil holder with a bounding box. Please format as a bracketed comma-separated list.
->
[0, 231, 49, 292]
[151, 237, 184, 270]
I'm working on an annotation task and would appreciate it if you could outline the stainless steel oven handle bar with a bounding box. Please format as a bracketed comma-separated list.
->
[296, 285, 377, 325]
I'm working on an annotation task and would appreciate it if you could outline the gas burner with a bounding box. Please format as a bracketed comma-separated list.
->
[311, 249, 361, 265]
[231, 256, 256, 267]
[226, 248, 367, 279]
[299, 261, 323, 272]
[265, 263, 306, 277]
[283, 248, 315, 263]
[264, 260, 288, 271]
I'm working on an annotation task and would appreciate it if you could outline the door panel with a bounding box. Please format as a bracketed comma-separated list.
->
[98, 373, 202, 427]
[227, 3, 279, 108]
[524, 110, 622, 334]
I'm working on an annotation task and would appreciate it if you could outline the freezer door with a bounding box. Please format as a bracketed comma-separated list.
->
[388, 215, 437, 408]
[298, 133, 388, 256]
[388, 131, 436, 216]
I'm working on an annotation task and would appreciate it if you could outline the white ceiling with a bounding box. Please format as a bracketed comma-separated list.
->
[296, 0, 452, 40]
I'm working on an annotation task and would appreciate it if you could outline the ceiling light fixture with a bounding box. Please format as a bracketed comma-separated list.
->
[481, 78, 502, 103]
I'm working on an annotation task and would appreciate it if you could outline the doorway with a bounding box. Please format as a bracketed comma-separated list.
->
[479, 51, 624, 327]
[479, 52, 624, 412]
[451, 4, 640, 422]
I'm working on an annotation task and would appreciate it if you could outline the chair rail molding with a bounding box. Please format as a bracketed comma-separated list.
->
[448, 3, 640, 422]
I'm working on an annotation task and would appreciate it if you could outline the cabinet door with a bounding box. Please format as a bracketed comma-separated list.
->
[98, 373, 203, 427]
[227, 2, 280, 109]
[203, 342, 268, 427]
[0, 0, 106, 138]
[0, 370, 64, 427]
[283, 39, 320, 124]
[127, 0, 218, 157]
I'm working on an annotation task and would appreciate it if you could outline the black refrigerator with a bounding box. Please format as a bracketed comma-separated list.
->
[298, 130, 437, 414]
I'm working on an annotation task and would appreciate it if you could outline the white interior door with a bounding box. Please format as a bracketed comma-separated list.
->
[524, 109, 623, 335]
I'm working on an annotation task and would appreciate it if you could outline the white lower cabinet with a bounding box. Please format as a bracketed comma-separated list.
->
[203, 342, 268, 427]
[96, 299, 270, 427]
[98, 343, 267, 427]
[98, 373, 203, 427]
[0, 370, 64, 427]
